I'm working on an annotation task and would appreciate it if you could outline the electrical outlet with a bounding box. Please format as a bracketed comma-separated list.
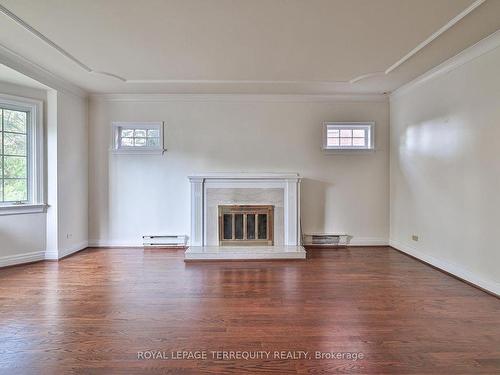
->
[412, 235, 419, 242]
[66, 233, 72, 239]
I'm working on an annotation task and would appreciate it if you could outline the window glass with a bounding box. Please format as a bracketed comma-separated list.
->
[1, 108, 29, 203]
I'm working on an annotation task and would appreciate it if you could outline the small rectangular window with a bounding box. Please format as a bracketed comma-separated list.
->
[323, 122, 374, 151]
[112, 122, 164, 154]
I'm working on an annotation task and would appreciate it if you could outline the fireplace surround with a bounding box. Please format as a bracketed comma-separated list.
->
[185, 173, 305, 260]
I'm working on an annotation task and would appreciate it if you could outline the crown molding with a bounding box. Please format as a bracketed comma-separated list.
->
[385, 0, 486, 74]
[0, 1, 487, 89]
[89, 93, 388, 103]
[390, 29, 500, 99]
[0, 42, 86, 98]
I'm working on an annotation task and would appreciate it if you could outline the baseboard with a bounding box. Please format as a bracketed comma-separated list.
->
[45, 240, 89, 260]
[89, 238, 390, 248]
[390, 239, 499, 297]
[88, 239, 143, 247]
[348, 237, 389, 246]
[0, 250, 46, 268]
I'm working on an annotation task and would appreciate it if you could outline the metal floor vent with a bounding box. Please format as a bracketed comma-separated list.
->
[302, 234, 351, 247]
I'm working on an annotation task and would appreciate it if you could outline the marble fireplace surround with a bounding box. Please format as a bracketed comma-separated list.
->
[188, 173, 302, 248]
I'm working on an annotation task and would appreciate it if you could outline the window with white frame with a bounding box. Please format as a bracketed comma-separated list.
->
[323, 122, 374, 151]
[112, 122, 164, 154]
[0, 94, 44, 212]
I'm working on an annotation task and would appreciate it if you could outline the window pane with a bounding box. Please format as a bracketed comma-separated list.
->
[134, 138, 146, 147]
[0, 132, 2, 154]
[340, 138, 352, 146]
[246, 214, 255, 239]
[147, 129, 159, 137]
[258, 214, 267, 239]
[352, 138, 366, 146]
[223, 214, 232, 239]
[3, 179, 27, 201]
[3, 110, 27, 133]
[340, 129, 352, 137]
[0, 178, 2, 202]
[134, 129, 147, 137]
[121, 137, 134, 147]
[353, 129, 365, 138]
[121, 129, 134, 137]
[4, 133, 27, 155]
[327, 129, 339, 137]
[327, 138, 340, 147]
[4, 156, 27, 178]
[147, 138, 160, 147]
[234, 214, 244, 239]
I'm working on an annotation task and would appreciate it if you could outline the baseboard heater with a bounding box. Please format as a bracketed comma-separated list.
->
[302, 234, 351, 247]
[142, 235, 188, 248]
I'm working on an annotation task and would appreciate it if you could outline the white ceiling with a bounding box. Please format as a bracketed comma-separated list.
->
[0, 0, 499, 94]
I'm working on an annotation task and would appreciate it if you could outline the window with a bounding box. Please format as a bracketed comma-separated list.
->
[112, 122, 164, 154]
[323, 122, 374, 151]
[0, 94, 44, 214]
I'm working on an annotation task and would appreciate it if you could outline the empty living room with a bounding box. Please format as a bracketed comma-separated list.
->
[0, 1, 499, 374]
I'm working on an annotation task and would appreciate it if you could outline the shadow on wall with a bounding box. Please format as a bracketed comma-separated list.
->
[300, 178, 333, 235]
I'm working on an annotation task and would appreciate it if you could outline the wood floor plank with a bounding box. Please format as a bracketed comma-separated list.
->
[0, 247, 498, 374]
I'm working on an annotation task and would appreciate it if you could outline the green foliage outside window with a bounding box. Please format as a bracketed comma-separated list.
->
[0, 108, 29, 202]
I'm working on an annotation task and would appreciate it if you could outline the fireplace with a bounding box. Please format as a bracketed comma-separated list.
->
[186, 173, 305, 260]
[218, 205, 274, 246]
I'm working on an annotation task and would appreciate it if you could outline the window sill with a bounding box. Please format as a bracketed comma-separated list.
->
[110, 148, 166, 155]
[323, 148, 376, 154]
[0, 204, 47, 216]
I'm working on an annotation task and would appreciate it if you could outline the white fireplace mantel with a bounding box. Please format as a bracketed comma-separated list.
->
[188, 173, 302, 248]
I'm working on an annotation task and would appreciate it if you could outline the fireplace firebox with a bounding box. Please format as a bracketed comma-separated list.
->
[218, 205, 274, 246]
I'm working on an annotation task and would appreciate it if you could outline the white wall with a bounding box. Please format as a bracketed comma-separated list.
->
[0, 81, 88, 264]
[46, 90, 89, 259]
[390, 36, 500, 294]
[56, 91, 89, 256]
[0, 82, 47, 264]
[89, 96, 389, 246]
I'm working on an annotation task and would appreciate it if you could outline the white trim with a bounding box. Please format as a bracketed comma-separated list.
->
[0, 4, 124, 84]
[0, 250, 45, 268]
[111, 121, 165, 154]
[90, 93, 388, 103]
[390, 239, 500, 296]
[58, 241, 88, 259]
[322, 122, 375, 151]
[0, 42, 86, 98]
[348, 237, 389, 246]
[189, 173, 301, 247]
[0, 203, 47, 216]
[189, 172, 300, 180]
[45, 240, 88, 260]
[391, 29, 500, 99]
[0, 93, 45, 208]
[385, 0, 486, 74]
[88, 240, 143, 247]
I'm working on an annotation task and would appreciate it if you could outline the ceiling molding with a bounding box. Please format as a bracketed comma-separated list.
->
[0, 1, 488, 89]
[0, 42, 86, 97]
[0, 3, 126, 81]
[390, 29, 500, 99]
[89, 93, 388, 103]
[385, 0, 486, 74]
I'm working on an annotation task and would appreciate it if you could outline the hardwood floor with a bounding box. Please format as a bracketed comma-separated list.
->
[0, 247, 498, 374]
